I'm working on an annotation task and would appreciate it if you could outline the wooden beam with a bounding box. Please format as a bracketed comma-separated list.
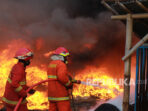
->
[103, 0, 128, 2]
[132, 13, 148, 19]
[123, 14, 133, 111]
[111, 13, 148, 20]
[111, 15, 127, 20]
[122, 33, 148, 61]
[101, 1, 118, 14]
[136, 0, 148, 12]
[117, 2, 131, 13]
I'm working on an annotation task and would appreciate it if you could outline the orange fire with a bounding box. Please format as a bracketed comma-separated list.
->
[35, 37, 44, 51]
[73, 66, 123, 99]
[0, 39, 49, 110]
[44, 51, 54, 58]
[0, 39, 123, 110]
[26, 67, 49, 110]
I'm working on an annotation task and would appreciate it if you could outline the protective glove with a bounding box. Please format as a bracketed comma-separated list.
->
[28, 89, 36, 94]
[66, 85, 73, 89]
[23, 95, 27, 100]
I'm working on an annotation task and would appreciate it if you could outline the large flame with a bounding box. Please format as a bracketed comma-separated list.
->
[0, 39, 123, 110]
[26, 67, 49, 110]
[0, 39, 49, 110]
[73, 66, 123, 100]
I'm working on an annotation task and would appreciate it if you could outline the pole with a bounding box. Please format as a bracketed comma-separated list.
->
[146, 49, 148, 110]
[134, 49, 140, 111]
[123, 14, 133, 111]
[141, 48, 146, 111]
[122, 34, 148, 61]
[139, 49, 143, 111]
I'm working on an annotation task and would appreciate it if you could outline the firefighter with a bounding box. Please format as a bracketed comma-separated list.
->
[2, 48, 35, 111]
[47, 47, 80, 111]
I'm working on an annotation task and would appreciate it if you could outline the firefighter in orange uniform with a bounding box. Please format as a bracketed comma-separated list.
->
[47, 47, 80, 111]
[2, 48, 35, 111]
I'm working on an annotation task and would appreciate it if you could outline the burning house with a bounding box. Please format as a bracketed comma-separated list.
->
[0, 0, 147, 111]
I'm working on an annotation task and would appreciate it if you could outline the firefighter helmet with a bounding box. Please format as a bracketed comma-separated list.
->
[53, 47, 69, 57]
[14, 48, 33, 61]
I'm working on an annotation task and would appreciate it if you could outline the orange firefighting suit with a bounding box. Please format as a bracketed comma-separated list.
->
[47, 60, 73, 111]
[2, 62, 28, 111]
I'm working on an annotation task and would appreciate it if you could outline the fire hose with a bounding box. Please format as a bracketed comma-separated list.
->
[14, 79, 49, 111]
[14, 80, 119, 111]
[14, 79, 80, 111]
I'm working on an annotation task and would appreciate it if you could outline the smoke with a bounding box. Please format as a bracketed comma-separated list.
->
[0, 0, 138, 77]
[70, 13, 126, 75]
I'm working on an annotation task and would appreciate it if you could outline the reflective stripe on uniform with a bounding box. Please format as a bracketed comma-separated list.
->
[15, 86, 23, 92]
[48, 97, 69, 101]
[19, 81, 26, 85]
[65, 80, 71, 86]
[48, 64, 57, 68]
[7, 78, 26, 85]
[2, 97, 27, 105]
[60, 53, 69, 57]
[48, 75, 57, 79]
[7, 78, 25, 92]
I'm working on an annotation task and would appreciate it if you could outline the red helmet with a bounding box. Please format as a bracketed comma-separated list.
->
[53, 47, 69, 57]
[14, 48, 33, 61]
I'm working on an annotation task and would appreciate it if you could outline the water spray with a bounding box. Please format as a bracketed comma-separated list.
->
[80, 81, 120, 94]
